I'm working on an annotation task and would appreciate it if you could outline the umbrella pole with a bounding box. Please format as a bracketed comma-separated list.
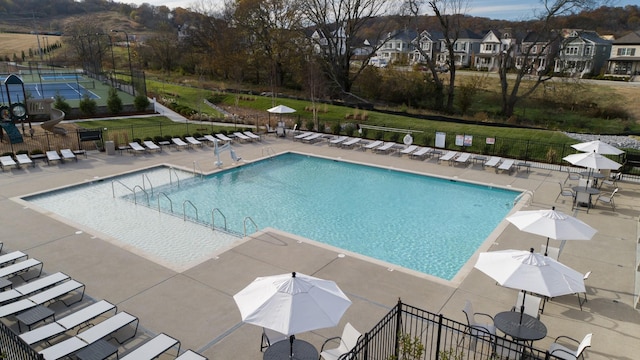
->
[545, 237, 550, 256]
[289, 335, 294, 358]
[520, 291, 526, 324]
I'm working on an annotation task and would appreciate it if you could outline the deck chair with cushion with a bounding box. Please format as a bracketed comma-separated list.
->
[16, 154, 34, 167]
[185, 137, 203, 147]
[46, 151, 61, 165]
[0, 155, 17, 170]
[143, 140, 161, 152]
[548, 333, 592, 360]
[0, 258, 43, 281]
[483, 156, 501, 168]
[462, 300, 495, 349]
[60, 149, 77, 162]
[511, 291, 542, 319]
[572, 190, 592, 213]
[243, 131, 261, 141]
[329, 136, 348, 147]
[320, 322, 362, 360]
[498, 159, 515, 173]
[129, 142, 146, 154]
[374, 142, 396, 154]
[301, 132, 323, 143]
[362, 140, 384, 151]
[439, 150, 458, 164]
[233, 132, 251, 141]
[261, 327, 288, 352]
[400, 145, 419, 156]
[172, 138, 189, 149]
[0, 279, 85, 318]
[341, 137, 362, 148]
[596, 187, 618, 211]
[454, 152, 471, 165]
[0, 250, 28, 267]
[20, 299, 116, 345]
[0, 271, 69, 305]
[120, 333, 181, 359]
[215, 133, 233, 143]
[411, 147, 433, 160]
[203, 135, 218, 144]
[293, 131, 314, 141]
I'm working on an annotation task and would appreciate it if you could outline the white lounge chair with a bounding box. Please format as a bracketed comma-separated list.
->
[400, 145, 419, 156]
[46, 151, 61, 165]
[185, 136, 203, 147]
[374, 142, 396, 154]
[16, 154, 34, 167]
[143, 141, 161, 152]
[120, 333, 180, 359]
[329, 136, 349, 146]
[176, 350, 208, 360]
[0, 271, 70, 305]
[0, 258, 42, 280]
[0, 250, 28, 267]
[319, 322, 362, 360]
[484, 156, 501, 168]
[411, 147, 432, 159]
[0, 280, 85, 318]
[215, 133, 233, 142]
[439, 151, 458, 163]
[0, 155, 17, 171]
[294, 131, 314, 140]
[20, 299, 116, 345]
[60, 149, 77, 162]
[341, 137, 362, 148]
[498, 159, 515, 173]
[39, 312, 139, 360]
[233, 132, 251, 141]
[172, 138, 189, 149]
[302, 133, 323, 143]
[243, 131, 261, 141]
[548, 333, 592, 360]
[362, 140, 384, 151]
[455, 152, 471, 165]
[129, 142, 146, 154]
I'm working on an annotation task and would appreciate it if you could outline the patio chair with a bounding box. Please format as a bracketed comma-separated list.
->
[498, 159, 515, 174]
[548, 333, 592, 360]
[0, 155, 18, 171]
[576, 271, 591, 310]
[362, 140, 384, 151]
[16, 154, 34, 168]
[185, 137, 203, 147]
[411, 147, 433, 159]
[243, 131, 261, 141]
[439, 150, 458, 164]
[215, 133, 233, 142]
[600, 172, 621, 189]
[564, 169, 581, 184]
[595, 187, 618, 211]
[511, 291, 542, 319]
[555, 182, 575, 203]
[260, 327, 288, 352]
[329, 136, 349, 147]
[454, 152, 471, 165]
[172, 138, 189, 149]
[483, 156, 501, 168]
[572, 190, 592, 213]
[462, 300, 495, 350]
[129, 142, 146, 154]
[233, 132, 252, 142]
[319, 322, 362, 360]
[143, 140, 161, 152]
[399, 144, 419, 156]
[341, 137, 362, 149]
[60, 149, 77, 162]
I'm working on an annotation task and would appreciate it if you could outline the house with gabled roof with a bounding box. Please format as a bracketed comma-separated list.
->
[474, 29, 518, 71]
[410, 30, 444, 65]
[435, 29, 482, 68]
[515, 30, 560, 75]
[553, 29, 612, 77]
[607, 30, 640, 77]
[373, 29, 417, 66]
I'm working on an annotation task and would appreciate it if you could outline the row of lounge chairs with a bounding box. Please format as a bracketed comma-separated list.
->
[296, 134, 526, 174]
[0, 249, 207, 360]
[126, 131, 262, 155]
[0, 149, 80, 170]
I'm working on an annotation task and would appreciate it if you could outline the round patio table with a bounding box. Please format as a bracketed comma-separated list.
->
[494, 311, 547, 342]
[263, 339, 318, 360]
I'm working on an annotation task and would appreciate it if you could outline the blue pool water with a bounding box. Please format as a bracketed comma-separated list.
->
[149, 153, 519, 279]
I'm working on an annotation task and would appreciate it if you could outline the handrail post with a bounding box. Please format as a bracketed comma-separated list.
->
[435, 314, 443, 360]
[394, 298, 402, 360]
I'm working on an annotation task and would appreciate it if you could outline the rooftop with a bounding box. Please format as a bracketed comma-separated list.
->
[0, 132, 638, 359]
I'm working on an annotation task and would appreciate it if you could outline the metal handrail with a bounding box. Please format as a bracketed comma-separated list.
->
[157, 192, 173, 213]
[111, 180, 134, 198]
[169, 167, 181, 187]
[211, 208, 228, 231]
[243, 217, 258, 237]
[142, 173, 154, 197]
[132, 185, 150, 205]
[193, 161, 204, 179]
[513, 190, 534, 206]
[183, 200, 198, 221]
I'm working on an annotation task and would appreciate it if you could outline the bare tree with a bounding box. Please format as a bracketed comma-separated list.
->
[301, 0, 398, 99]
[497, 0, 599, 118]
[404, 0, 470, 113]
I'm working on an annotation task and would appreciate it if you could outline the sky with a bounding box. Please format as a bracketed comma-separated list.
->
[124, 0, 637, 21]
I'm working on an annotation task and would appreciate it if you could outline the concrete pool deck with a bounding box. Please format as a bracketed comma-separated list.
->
[0, 133, 639, 359]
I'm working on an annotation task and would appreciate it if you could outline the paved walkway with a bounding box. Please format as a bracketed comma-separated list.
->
[0, 132, 639, 359]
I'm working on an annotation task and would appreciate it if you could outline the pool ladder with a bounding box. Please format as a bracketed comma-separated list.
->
[111, 180, 150, 206]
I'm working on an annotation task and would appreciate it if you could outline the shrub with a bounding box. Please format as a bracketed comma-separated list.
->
[106, 88, 123, 114]
[53, 93, 71, 114]
[30, 149, 43, 155]
[133, 95, 150, 112]
[16, 149, 29, 155]
[331, 122, 342, 135]
[389, 132, 400, 143]
[305, 119, 315, 131]
[344, 124, 356, 137]
[79, 94, 97, 116]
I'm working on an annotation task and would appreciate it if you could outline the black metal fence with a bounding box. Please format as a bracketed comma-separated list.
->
[344, 300, 569, 360]
[0, 321, 43, 360]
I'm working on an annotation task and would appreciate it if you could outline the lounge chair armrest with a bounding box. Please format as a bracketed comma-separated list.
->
[320, 336, 342, 352]
[549, 347, 576, 357]
[554, 335, 580, 345]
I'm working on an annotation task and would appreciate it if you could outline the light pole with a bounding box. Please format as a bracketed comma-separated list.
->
[111, 29, 133, 89]
[97, 33, 116, 87]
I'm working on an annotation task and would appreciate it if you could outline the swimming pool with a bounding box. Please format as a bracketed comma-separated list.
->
[25, 153, 519, 279]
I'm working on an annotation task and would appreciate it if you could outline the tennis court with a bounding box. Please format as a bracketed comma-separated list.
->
[0, 81, 99, 101]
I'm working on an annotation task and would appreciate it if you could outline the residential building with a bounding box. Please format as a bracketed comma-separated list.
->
[607, 30, 640, 76]
[410, 30, 444, 65]
[373, 29, 417, 66]
[436, 29, 482, 68]
[474, 29, 518, 71]
[553, 29, 612, 77]
[515, 31, 559, 75]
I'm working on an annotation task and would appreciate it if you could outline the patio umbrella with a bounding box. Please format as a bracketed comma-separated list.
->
[474, 248, 585, 323]
[506, 207, 596, 256]
[267, 105, 296, 128]
[571, 140, 624, 155]
[563, 150, 622, 189]
[234, 272, 352, 357]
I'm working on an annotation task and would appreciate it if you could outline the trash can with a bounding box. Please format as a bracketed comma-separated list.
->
[105, 141, 115, 155]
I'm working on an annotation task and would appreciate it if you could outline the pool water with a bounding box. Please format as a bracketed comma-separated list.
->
[25, 153, 518, 279]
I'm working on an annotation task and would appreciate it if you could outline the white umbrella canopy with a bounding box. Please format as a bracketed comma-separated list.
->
[474, 248, 586, 298]
[506, 207, 597, 255]
[563, 151, 622, 171]
[267, 105, 297, 114]
[571, 140, 624, 155]
[233, 272, 352, 336]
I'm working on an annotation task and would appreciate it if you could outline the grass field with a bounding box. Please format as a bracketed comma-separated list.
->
[0, 33, 57, 60]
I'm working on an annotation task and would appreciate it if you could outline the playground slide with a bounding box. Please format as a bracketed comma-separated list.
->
[40, 108, 66, 135]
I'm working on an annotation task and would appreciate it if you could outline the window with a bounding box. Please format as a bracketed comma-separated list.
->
[565, 46, 579, 55]
[617, 48, 636, 56]
[484, 44, 494, 51]
[584, 46, 592, 56]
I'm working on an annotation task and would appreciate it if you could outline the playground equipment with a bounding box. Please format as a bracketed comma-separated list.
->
[30, 98, 66, 135]
[213, 138, 241, 168]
